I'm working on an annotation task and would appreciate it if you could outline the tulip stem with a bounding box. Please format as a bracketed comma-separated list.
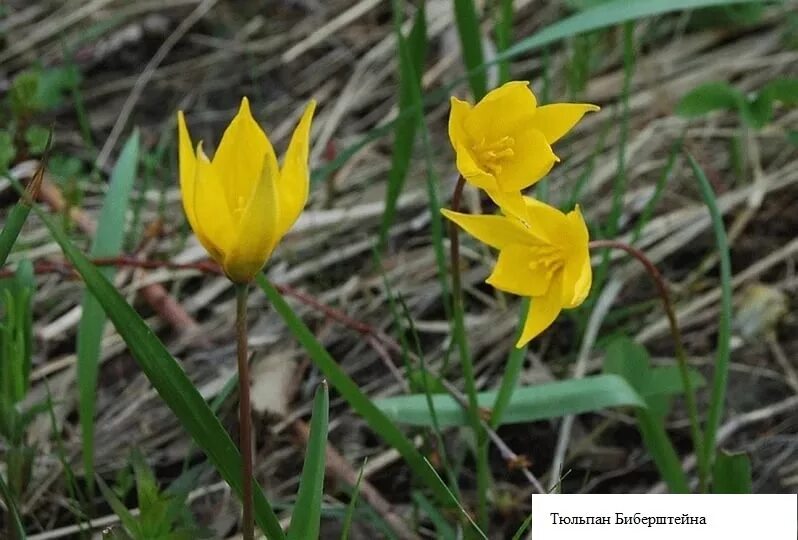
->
[235, 283, 255, 540]
[588, 239, 706, 492]
[449, 175, 490, 531]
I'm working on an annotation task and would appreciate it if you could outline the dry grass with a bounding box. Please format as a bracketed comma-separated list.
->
[2, 0, 798, 537]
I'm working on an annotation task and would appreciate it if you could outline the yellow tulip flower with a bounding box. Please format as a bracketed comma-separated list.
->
[178, 97, 316, 283]
[449, 81, 598, 219]
[442, 197, 591, 347]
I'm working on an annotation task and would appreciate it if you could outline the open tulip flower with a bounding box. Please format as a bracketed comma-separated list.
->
[449, 81, 598, 220]
[178, 97, 316, 283]
[442, 197, 591, 347]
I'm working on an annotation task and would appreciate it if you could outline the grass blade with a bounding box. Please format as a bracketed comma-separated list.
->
[76, 130, 139, 491]
[32, 204, 286, 539]
[688, 153, 733, 484]
[0, 473, 26, 539]
[0, 142, 48, 268]
[511, 514, 532, 540]
[495, 0, 514, 84]
[256, 277, 484, 533]
[287, 381, 329, 540]
[378, 1, 428, 250]
[499, 0, 755, 62]
[712, 451, 752, 493]
[453, 0, 487, 98]
[339, 460, 366, 540]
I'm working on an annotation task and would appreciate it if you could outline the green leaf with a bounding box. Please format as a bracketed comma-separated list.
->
[97, 475, 140, 536]
[24, 125, 51, 155]
[676, 82, 745, 118]
[689, 153, 733, 485]
[712, 450, 752, 493]
[375, 374, 647, 428]
[511, 515, 533, 540]
[35, 65, 81, 111]
[378, 1, 428, 250]
[500, 0, 756, 63]
[603, 336, 690, 493]
[453, 0, 487, 99]
[759, 78, 798, 106]
[77, 130, 139, 491]
[256, 277, 476, 531]
[0, 130, 15, 172]
[412, 491, 456, 540]
[287, 381, 329, 540]
[339, 461, 366, 540]
[32, 206, 286, 539]
[0, 155, 48, 268]
[8, 71, 40, 116]
[0, 473, 27, 539]
[0, 261, 35, 404]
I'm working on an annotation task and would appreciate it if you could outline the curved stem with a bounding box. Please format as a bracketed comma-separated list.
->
[235, 284, 254, 540]
[448, 176, 489, 530]
[589, 239, 706, 491]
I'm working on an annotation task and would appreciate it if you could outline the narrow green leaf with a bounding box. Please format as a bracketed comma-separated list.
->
[96, 475, 140, 535]
[0, 472, 26, 539]
[603, 336, 690, 493]
[676, 82, 746, 118]
[712, 450, 752, 493]
[0, 151, 48, 268]
[287, 381, 329, 540]
[375, 374, 647, 428]
[32, 205, 286, 539]
[511, 514, 532, 540]
[378, 1, 428, 250]
[636, 408, 689, 493]
[339, 461, 366, 540]
[453, 0, 487, 98]
[256, 277, 476, 530]
[689, 153, 733, 482]
[412, 491, 456, 540]
[499, 0, 755, 62]
[495, 0, 514, 84]
[77, 130, 139, 490]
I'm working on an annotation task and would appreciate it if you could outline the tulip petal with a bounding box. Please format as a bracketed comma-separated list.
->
[224, 153, 281, 283]
[517, 275, 563, 347]
[562, 248, 592, 308]
[278, 100, 316, 237]
[177, 111, 198, 232]
[193, 144, 236, 264]
[494, 128, 558, 192]
[522, 197, 569, 245]
[487, 189, 528, 223]
[486, 245, 553, 297]
[212, 97, 277, 211]
[455, 139, 497, 191]
[562, 206, 592, 308]
[464, 81, 537, 142]
[531, 103, 599, 145]
[448, 96, 472, 150]
[441, 209, 531, 250]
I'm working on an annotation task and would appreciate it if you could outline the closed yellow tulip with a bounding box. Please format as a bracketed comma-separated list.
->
[449, 81, 598, 219]
[178, 97, 316, 283]
[442, 197, 592, 346]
